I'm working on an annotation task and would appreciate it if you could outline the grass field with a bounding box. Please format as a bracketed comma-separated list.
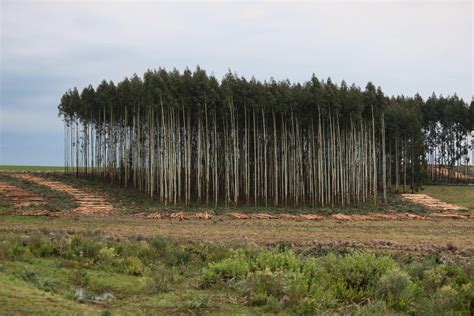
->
[0, 230, 472, 315]
[422, 185, 474, 211]
[0, 165, 64, 171]
[0, 171, 473, 314]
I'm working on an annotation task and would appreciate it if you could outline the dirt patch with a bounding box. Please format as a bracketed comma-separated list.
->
[401, 193, 467, 211]
[18, 210, 60, 217]
[144, 211, 212, 220]
[430, 212, 471, 219]
[431, 167, 474, 181]
[140, 211, 470, 222]
[0, 181, 46, 207]
[2, 214, 473, 257]
[12, 174, 113, 214]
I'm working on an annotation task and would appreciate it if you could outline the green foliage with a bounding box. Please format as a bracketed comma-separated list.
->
[122, 256, 145, 276]
[1, 231, 473, 314]
[201, 257, 250, 287]
[146, 265, 176, 293]
[184, 295, 209, 310]
[376, 269, 413, 310]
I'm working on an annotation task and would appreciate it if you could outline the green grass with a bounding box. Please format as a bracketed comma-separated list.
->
[0, 230, 472, 315]
[0, 271, 99, 315]
[0, 165, 64, 172]
[422, 185, 474, 211]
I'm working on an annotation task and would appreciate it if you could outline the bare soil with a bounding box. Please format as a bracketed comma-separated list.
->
[0, 181, 46, 207]
[432, 166, 474, 181]
[11, 174, 113, 214]
[401, 193, 467, 211]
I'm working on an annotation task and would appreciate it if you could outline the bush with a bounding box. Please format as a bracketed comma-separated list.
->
[376, 269, 413, 310]
[184, 295, 209, 310]
[96, 247, 119, 270]
[238, 269, 286, 306]
[146, 265, 177, 293]
[254, 250, 299, 272]
[69, 269, 90, 287]
[201, 257, 250, 287]
[318, 252, 397, 303]
[122, 256, 145, 276]
[70, 235, 101, 259]
[432, 285, 466, 312]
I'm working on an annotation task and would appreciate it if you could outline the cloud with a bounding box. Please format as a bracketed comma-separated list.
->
[0, 0, 472, 165]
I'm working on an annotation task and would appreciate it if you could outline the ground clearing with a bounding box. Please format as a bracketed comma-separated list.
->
[0, 181, 45, 207]
[11, 173, 113, 214]
[1, 214, 472, 258]
[421, 185, 474, 210]
[401, 193, 467, 211]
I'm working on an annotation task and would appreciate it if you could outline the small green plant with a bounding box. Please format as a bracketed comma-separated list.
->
[122, 256, 145, 276]
[201, 257, 250, 287]
[184, 295, 209, 310]
[146, 265, 176, 293]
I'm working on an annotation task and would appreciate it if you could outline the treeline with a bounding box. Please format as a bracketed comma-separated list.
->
[58, 67, 473, 207]
[422, 96, 474, 182]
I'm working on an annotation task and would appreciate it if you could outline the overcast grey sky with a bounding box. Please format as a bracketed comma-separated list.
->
[1, 0, 472, 166]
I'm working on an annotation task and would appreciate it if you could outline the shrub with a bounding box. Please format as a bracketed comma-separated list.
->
[201, 257, 250, 287]
[376, 269, 413, 310]
[184, 295, 209, 310]
[254, 250, 300, 272]
[96, 247, 119, 270]
[238, 269, 286, 306]
[29, 235, 54, 257]
[11, 243, 33, 262]
[433, 285, 462, 311]
[146, 265, 177, 293]
[122, 256, 145, 276]
[313, 252, 397, 303]
[199, 243, 233, 263]
[69, 269, 90, 287]
[70, 235, 100, 259]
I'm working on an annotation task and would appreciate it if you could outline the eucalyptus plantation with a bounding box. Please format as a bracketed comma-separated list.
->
[59, 67, 473, 207]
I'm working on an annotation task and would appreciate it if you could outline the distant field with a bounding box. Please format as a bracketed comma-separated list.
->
[422, 185, 474, 211]
[0, 165, 63, 171]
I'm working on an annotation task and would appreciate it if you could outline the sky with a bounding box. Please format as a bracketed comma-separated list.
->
[0, 0, 472, 166]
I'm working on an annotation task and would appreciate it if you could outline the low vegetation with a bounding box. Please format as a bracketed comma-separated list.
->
[0, 173, 78, 212]
[0, 231, 472, 315]
[0, 165, 64, 172]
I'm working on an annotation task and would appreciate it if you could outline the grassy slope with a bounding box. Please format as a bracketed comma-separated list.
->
[422, 185, 474, 211]
[0, 272, 99, 315]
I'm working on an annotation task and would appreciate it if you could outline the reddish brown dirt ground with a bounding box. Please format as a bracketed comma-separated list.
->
[12, 174, 113, 214]
[401, 193, 467, 211]
[139, 211, 471, 221]
[430, 166, 474, 181]
[0, 181, 45, 207]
